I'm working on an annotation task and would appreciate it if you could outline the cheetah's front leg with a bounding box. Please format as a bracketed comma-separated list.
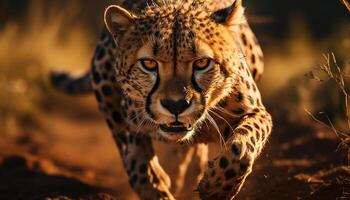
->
[197, 77, 273, 199]
[198, 109, 272, 199]
[114, 132, 174, 200]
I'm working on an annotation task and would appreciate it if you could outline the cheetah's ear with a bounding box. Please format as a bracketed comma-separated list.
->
[211, 0, 244, 25]
[104, 5, 135, 39]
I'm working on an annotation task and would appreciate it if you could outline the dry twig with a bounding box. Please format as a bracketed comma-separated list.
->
[306, 53, 350, 164]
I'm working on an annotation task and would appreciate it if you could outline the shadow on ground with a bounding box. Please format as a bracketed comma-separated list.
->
[0, 96, 349, 200]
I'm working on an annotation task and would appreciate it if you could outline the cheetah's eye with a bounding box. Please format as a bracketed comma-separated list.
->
[140, 59, 158, 72]
[193, 58, 212, 71]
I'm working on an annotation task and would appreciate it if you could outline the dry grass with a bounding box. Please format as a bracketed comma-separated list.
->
[306, 53, 350, 164]
[303, 0, 350, 164]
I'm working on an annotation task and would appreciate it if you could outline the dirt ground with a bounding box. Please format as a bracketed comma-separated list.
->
[0, 95, 349, 200]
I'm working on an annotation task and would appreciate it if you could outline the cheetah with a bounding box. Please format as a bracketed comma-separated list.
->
[51, 0, 272, 199]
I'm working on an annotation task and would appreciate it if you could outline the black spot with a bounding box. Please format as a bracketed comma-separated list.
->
[106, 103, 113, 109]
[140, 176, 147, 184]
[153, 175, 160, 184]
[115, 139, 122, 150]
[252, 69, 258, 79]
[248, 96, 255, 105]
[223, 185, 232, 192]
[256, 99, 262, 106]
[128, 179, 135, 188]
[130, 159, 137, 171]
[232, 108, 245, 115]
[92, 71, 101, 84]
[188, 30, 195, 38]
[241, 33, 248, 46]
[240, 161, 249, 172]
[235, 177, 244, 184]
[191, 42, 197, 55]
[106, 119, 113, 129]
[224, 169, 236, 180]
[211, 170, 216, 177]
[251, 54, 256, 64]
[135, 137, 141, 145]
[246, 81, 251, 90]
[96, 48, 106, 60]
[94, 90, 102, 102]
[223, 126, 231, 140]
[100, 32, 107, 40]
[205, 182, 210, 189]
[110, 41, 117, 49]
[105, 62, 113, 71]
[158, 191, 168, 198]
[102, 85, 112, 96]
[219, 63, 230, 77]
[139, 163, 148, 174]
[154, 31, 161, 38]
[219, 99, 228, 107]
[102, 73, 108, 80]
[114, 133, 127, 146]
[112, 111, 123, 123]
[128, 135, 134, 144]
[219, 157, 229, 169]
[243, 125, 253, 132]
[231, 143, 241, 156]
[253, 123, 260, 130]
[130, 174, 138, 187]
[235, 92, 243, 102]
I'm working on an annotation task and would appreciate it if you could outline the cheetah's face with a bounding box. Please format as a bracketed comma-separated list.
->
[105, 0, 244, 141]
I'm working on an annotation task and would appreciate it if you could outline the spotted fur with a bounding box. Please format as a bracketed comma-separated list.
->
[52, 0, 272, 199]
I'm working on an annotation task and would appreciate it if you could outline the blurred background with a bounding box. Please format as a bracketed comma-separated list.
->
[0, 0, 349, 199]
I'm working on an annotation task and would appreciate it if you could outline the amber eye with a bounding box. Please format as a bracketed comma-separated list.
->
[193, 58, 212, 70]
[140, 59, 158, 72]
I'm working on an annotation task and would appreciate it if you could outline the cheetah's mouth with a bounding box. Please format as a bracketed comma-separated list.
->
[159, 121, 193, 133]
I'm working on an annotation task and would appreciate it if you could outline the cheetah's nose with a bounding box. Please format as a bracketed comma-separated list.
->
[160, 99, 192, 115]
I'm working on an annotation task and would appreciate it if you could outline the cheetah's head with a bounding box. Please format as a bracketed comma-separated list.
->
[104, 0, 245, 142]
